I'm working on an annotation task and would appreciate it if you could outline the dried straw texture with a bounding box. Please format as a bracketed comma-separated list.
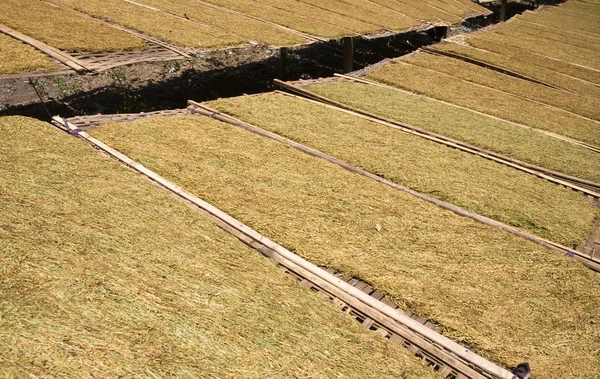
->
[520, 2, 600, 36]
[287, 0, 420, 32]
[433, 42, 600, 98]
[406, 52, 600, 120]
[52, 0, 244, 49]
[365, 0, 462, 24]
[136, 0, 306, 46]
[0, 116, 437, 378]
[245, 0, 381, 34]
[92, 115, 600, 379]
[0, 0, 144, 52]
[457, 34, 600, 88]
[449, 0, 488, 13]
[306, 80, 600, 183]
[474, 29, 600, 72]
[418, 0, 472, 17]
[504, 17, 600, 55]
[561, 0, 600, 15]
[210, 92, 599, 247]
[0, 33, 55, 74]
[201, 0, 352, 38]
[367, 61, 600, 146]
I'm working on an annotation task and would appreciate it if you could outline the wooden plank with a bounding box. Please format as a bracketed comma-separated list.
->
[0, 23, 88, 72]
[53, 115, 515, 379]
[0, 69, 73, 81]
[343, 37, 354, 73]
[188, 100, 600, 273]
[370, 290, 385, 300]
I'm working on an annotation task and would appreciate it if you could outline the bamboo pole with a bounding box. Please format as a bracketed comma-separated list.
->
[279, 47, 288, 80]
[52, 115, 514, 379]
[273, 78, 600, 196]
[343, 37, 354, 73]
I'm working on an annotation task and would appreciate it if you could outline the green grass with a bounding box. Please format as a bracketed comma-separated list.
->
[210, 92, 599, 247]
[432, 42, 600, 98]
[0, 33, 55, 74]
[367, 61, 600, 146]
[0, 0, 144, 52]
[91, 114, 600, 379]
[405, 52, 600, 120]
[53, 0, 245, 49]
[135, 0, 307, 46]
[305, 79, 600, 183]
[0, 115, 437, 378]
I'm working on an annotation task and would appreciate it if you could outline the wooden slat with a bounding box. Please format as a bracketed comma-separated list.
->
[0, 23, 89, 72]
[66, 108, 191, 130]
[0, 69, 73, 81]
